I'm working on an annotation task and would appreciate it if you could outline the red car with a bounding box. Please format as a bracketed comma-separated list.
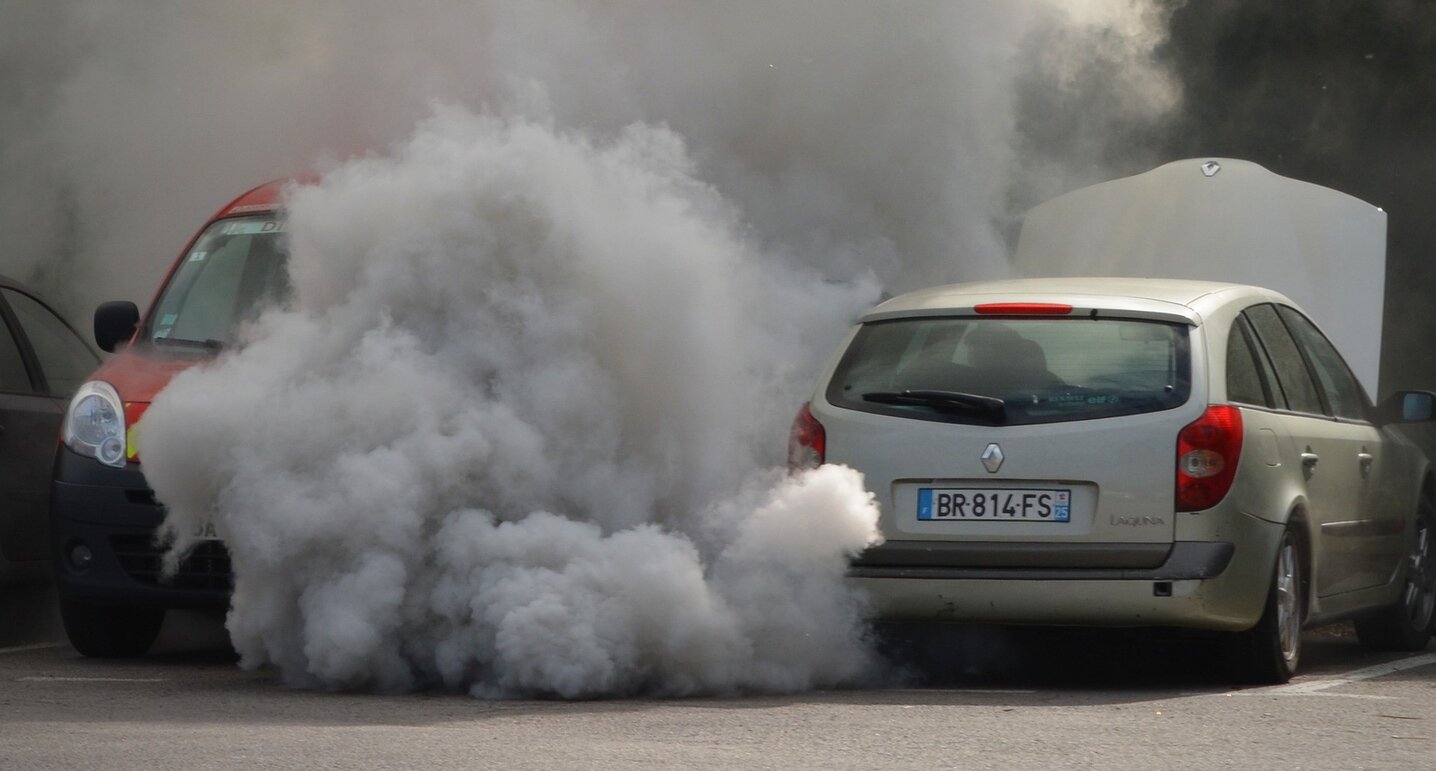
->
[51, 180, 291, 656]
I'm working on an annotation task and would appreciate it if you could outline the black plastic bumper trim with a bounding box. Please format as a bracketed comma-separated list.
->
[851, 540, 1173, 570]
[51, 444, 230, 609]
[847, 541, 1235, 581]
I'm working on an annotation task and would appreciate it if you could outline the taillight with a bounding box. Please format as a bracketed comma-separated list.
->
[1176, 405, 1243, 512]
[788, 402, 825, 472]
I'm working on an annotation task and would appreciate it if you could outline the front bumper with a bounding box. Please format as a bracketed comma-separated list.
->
[50, 445, 230, 609]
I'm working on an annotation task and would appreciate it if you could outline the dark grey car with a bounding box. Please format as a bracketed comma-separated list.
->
[0, 276, 99, 585]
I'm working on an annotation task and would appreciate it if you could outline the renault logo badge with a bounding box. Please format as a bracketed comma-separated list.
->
[980, 443, 1004, 473]
[1201, 160, 1221, 177]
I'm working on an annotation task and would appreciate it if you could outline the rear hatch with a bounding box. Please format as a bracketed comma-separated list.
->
[816, 297, 1206, 571]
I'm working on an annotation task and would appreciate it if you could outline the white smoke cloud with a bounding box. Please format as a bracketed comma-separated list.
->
[8, 2, 1183, 697]
[0, 2, 1178, 316]
[138, 111, 883, 696]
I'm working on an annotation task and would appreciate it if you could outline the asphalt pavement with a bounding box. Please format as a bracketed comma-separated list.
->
[3, 603, 1435, 769]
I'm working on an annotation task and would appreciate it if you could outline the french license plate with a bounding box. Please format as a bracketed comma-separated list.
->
[918, 488, 1071, 522]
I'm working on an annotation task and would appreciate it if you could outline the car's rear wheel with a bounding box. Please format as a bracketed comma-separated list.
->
[1232, 528, 1303, 684]
[59, 598, 164, 658]
[1355, 498, 1436, 652]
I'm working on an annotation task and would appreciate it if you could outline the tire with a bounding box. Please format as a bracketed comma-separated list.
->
[1232, 528, 1303, 684]
[1355, 499, 1436, 652]
[59, 598, 164, 658]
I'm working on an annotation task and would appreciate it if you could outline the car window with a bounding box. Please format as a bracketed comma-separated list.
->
[146, 216, 290, 346]
[2, 288, 99, 397]
[1247, 315, 1287, 409]
[0, 313, 33, 393]
[1243, 304, 1324, 415]
[827, 316, 1191, 426]
[1277, 305, 1369, 420]
[1226, 316, 1274, 407]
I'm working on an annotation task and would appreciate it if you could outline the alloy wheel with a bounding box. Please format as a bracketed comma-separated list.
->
[1276, 537, 1301, 667]
[1401, 514, 1436, 633]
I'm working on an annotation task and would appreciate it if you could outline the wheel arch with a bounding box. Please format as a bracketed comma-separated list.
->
[1286, 503, 1313, 624]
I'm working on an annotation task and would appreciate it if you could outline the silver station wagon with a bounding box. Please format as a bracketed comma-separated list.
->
[791, 277, 1436, 683]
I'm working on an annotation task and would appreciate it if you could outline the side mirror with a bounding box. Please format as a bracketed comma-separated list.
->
[94, 301, 139, 353]
[1378, 390, 1436, 424]
[1401, 391, 1436, 422]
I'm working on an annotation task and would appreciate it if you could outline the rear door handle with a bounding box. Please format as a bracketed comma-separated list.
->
[1300, 451, 1320, 477]
[1358, 451, 1374, 479]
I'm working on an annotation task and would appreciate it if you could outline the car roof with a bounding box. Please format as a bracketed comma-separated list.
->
[210, 177, 309, 220]
[0, 274, 43, 296]
[863, 277, 1292, 326]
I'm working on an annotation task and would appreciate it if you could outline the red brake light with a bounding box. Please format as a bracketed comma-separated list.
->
[973, 303, 1073, 316]
[788, 402, 825, 472]
[1176, 405, 1243, 512]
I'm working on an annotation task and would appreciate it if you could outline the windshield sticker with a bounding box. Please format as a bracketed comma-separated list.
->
[187, 250, 207, 263]
[154, 327, 171, 339]
[160, 313, 178, 326]
[220, 219, 285, 236]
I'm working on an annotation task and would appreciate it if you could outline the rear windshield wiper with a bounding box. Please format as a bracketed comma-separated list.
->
[862, 389, 1007, 422]
[151, 336, 225, 351]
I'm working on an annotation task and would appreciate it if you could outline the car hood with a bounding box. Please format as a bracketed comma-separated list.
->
[87, 344, 210, 404]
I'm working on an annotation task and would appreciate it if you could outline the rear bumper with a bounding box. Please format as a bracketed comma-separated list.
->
[850, 516, 1285, 631]
[850, 541, 1233, 580]
[50, 445, 230, 610]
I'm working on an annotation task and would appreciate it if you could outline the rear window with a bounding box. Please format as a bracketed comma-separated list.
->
[826, 317, 1191, 426]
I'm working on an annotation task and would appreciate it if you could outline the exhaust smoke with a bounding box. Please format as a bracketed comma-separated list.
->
[2, 3, 1174, 318]
[5, 2, 1184, 696]
[138, 111, 884, 697]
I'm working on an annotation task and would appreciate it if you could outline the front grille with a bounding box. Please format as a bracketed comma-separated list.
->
[110, 534, 233, 592]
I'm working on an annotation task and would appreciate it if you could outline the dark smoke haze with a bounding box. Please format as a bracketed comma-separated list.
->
[1018, 0, 1436, 411]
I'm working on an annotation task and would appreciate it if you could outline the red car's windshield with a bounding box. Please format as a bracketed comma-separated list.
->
[143, 215, 291, 349]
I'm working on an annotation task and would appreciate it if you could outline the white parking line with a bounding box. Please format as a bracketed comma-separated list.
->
[0, 643, 65, 656]
[17, 676, 168, 683]
[1246, 652, 1436, 696]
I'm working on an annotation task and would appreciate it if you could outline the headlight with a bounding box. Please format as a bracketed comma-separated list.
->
[63, 381, 127, 468]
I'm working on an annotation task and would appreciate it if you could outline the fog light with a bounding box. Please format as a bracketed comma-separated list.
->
[68, 542, 93, 570]
[97, 436, 126, 467]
